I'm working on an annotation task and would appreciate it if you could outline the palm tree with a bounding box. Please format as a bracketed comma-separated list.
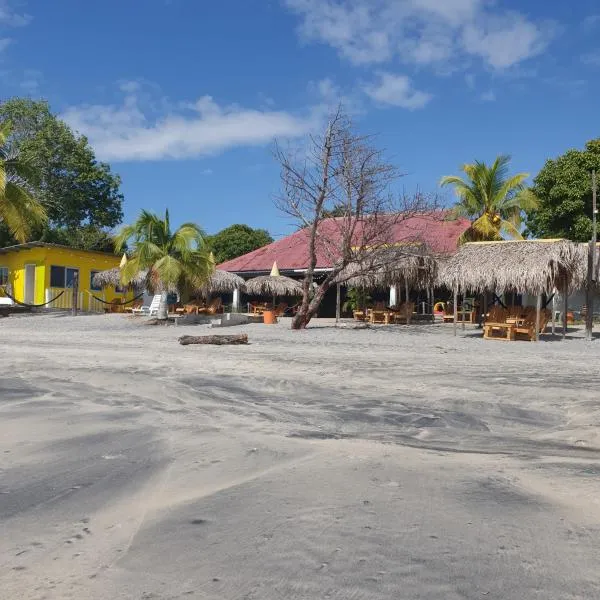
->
[440, 155, 538, 243]
[0, 121, 46, 242]
[115, 209, 214, 319]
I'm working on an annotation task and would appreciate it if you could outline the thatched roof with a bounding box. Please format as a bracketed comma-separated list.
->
[197, 270, 246, 296]
[336, 245, 438, 289]
[245, 274, 302, 296]
[92, 268, 148, 289]
[94, 267, 246, 295]
[438, 239, 585, 295]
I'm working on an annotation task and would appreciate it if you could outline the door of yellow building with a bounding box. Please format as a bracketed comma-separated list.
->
[24, 264, 36, 304]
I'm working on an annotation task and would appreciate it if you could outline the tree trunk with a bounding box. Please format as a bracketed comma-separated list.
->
[178, 334, 248, 345]
[291, 284, 329, 329]
[158, 290, 169, 320]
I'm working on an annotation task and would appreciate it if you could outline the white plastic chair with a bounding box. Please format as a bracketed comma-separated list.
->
[132, 294, 161, 316]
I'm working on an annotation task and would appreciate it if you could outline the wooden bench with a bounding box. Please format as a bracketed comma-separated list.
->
[514, 309, 551, 341]
[483, 322, 515, 341]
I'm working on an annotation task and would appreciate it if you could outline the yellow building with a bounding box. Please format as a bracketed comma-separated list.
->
[0, 242, 133, 311]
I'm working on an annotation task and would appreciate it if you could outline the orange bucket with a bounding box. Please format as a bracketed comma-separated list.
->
[263, 310, 277, 324]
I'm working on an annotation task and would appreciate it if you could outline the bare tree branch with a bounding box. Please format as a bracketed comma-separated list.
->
[274, 106, 439, 329]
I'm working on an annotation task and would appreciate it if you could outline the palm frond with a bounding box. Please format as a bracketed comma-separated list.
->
[499, 219, 524, 240]
[1, 181, 46, 242]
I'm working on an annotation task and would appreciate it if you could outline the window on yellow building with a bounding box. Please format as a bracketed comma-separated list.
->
[50, 266, 79, 288]
[0, 267, 8, 286]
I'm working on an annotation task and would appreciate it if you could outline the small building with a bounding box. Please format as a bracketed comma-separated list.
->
[0, 242, 132, 311]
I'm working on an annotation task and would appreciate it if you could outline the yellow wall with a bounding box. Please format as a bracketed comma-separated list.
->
[0, 245, 133, 310]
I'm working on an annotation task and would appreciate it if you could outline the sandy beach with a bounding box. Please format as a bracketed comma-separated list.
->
[1, 313, 599, 599]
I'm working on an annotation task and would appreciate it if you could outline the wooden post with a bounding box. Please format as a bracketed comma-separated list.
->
[405, 279, 411, 324]
[483, 292, 488, 322]
[461, 294, 466, 330]
[453, 287, 458, 336]
[562, 279, 568, 340]
[535, 294, 541, 342]
[551, 291, 556, 336]
[429, 287, 434, 322]
[335, 283, 341, 323]
[71, 272, 78, 316]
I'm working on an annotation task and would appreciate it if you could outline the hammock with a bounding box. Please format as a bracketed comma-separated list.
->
[0, 286, 65, 308]
[85, 290, 145, 306]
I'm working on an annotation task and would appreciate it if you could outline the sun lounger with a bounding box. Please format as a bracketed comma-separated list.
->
[132, 294, 161, 316]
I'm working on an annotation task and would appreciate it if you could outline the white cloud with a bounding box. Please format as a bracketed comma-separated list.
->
[283, 0, 555, 71]
[582, 15, 600, 32]
[118, 80, 141, 94]
[480, 90, 496, 102]
[363, 72, 432, 110]
[200, 168, 213, 175]
[0, 0, 31, 26]
[461, 13, 552, 70]
[0, 37, 11, 53]
[61, 90, 319, 162]
[581, 51, 600, 66]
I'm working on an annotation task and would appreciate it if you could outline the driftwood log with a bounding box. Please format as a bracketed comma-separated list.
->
[178, 334, 248, 345]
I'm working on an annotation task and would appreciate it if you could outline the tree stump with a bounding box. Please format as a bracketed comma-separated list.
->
[178, 334, 248, 345]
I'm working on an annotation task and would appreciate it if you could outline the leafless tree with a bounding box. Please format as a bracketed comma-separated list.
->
[275, 107, 438, 329]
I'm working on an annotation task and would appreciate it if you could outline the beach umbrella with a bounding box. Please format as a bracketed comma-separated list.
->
[120, 253, 128, 268]
[92, 267, 148, 290]
[197, 269, 247, 297]
[245, 261, 302, 308]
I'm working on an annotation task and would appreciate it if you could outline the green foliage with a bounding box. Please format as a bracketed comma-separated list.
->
[0, 98, 123, 247]
[116, 209, 213, 304]
[40, 225, 118, 253]
[206, 224, 273, 263]
[0, 121, 47, 242]
[440, 155, 538, 243]
[342, 287, 372, 313]
[525, 139, 600, 241]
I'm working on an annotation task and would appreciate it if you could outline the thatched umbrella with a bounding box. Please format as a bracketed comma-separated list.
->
[335, 245, 439, 316]
[340, 247, 438, 290]
[92, 267, 148, 290]
[245, 262, 302, 307]
[437, 239, 585, 339]
[197, 270, 246, 297]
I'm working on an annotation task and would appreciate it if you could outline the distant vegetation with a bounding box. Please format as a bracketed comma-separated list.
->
[205, 224, 273, 263]
[525, 139, 600, 242]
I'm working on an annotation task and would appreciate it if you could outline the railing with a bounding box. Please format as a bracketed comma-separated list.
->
[45, 287, 73, 309]
[45, 288, 110, 312]
[86, 292, 106, 313]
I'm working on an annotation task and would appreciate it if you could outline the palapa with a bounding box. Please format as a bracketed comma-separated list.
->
[197, 270, 246, 296]
[92, 268, 148, 290]
[94, 267, 245, 295]
[244, 274, 302, 296]
[438, 239, 585, 296]
[245, 261, 302, 297]
[337, 245, 438, 290]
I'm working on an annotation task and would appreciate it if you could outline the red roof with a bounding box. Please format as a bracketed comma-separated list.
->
[218, 214, 471, 273]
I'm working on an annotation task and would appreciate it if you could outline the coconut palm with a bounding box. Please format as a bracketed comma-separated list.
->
[115, 209, 214, 319]
[440, 155, 538, 243]
[0, 121, 46, 242]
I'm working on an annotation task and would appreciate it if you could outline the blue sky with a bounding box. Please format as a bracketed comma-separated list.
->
[1, 0, 599, 239]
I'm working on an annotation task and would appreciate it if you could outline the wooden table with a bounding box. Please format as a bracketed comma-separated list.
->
[369, 310, 393, 324]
